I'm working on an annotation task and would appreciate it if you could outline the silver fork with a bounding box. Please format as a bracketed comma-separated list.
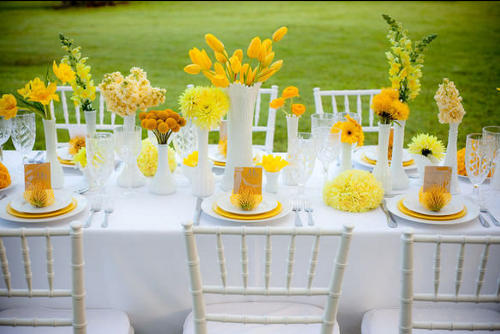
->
[304, 200, 314, 226]
[84, 196, 102, 228]
[292, 200, 303, 227]
[480, 207, 500, 227]
[381, 199, 397, 228]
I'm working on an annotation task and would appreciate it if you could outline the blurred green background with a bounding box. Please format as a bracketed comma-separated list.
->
[0, 1, 499, 151]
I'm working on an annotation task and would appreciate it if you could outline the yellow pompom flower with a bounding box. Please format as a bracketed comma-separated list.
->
[0, 94, 18, 119]
[323, 170, 384, 212]
[407, 133, 445, 162]
[272, 26, 288, 42]
[230, 188, 263, 211]
[257, 155, 288, 173]
[205, 33, 225, 53]
[53, 61, 76, 84]
[24, 182, 55, 208]
[137, 138, 176, 177]
[418, 185, 451, 212]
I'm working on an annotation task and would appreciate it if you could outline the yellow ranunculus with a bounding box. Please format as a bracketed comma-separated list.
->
[247, 37, 261, 59]
[257, 154, 288, 173]
[269, 97, 285, 109]
[205, 33, 225, 53]
[272, 26, 288, 42]
[53, 61, 75, 84]
[291, 103, 306, 117]
[282, 86, 299, 99]
[0, 94, 18, 119]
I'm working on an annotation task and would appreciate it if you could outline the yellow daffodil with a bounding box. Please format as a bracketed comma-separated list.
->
[257, 154, 288, 173]
[205, 33, 225, 53]
[53, 61, 75, 84]
[28, 79, 59, 106]
[17, 82, 31, 98]
[0, 94, 18, 119]
[272, 26, 288, 42]
[282, 86, 299, 99]
[247, 37, 261, 59]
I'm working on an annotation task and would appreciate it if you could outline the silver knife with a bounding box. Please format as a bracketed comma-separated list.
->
[478, 214, 490, 228]
[381, 199, 397, 228]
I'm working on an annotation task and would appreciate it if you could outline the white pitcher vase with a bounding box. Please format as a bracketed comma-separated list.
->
[221, 82, 261, 191]
[283, 115, 299, 185]
[149, 144, 176, 195]
[372, 123, 392, 193]
[192, 127, 214, 198]
[443, 122, 460, 194]
[42, 119, 64, 189]
[390, 120, 409, 190]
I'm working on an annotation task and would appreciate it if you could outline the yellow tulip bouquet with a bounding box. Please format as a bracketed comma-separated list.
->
[270, 86, 306, 118]
[184, 27, 288, 87]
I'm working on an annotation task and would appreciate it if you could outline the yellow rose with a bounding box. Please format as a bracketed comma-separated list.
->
[272, 26, 288, 42]
[0, 94, 18, 119]
[282, 86, 299, 99]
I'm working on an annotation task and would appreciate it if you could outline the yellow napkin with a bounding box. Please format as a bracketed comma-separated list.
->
[397, 199, 466, 221]
[7, 199, 77, 219]
[213, 202, 282, 221]
[58, 156, 75, 166]
[362, 154, 414, 167]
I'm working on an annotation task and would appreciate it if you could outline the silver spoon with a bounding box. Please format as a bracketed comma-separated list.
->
[84, 197, 102, 228]
[101, 198, 114, 228]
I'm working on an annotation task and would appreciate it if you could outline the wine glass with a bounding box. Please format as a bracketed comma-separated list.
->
[313, 126, 341, 181]
[114, 126, 143, 194]
[0, 118, 11, 161]
[289, 132, 317, 198]
[482, 126, 500, 185]
[12, 113, 36, 177]
[465, 133, 493, 203]
[86, 132, 114, 196]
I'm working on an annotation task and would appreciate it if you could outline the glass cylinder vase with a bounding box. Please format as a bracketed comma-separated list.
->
[390, 120, 409, 190]
[42, 119, 64, 189]
[443, 122, 460, 194]
[372, 123, 392, 193]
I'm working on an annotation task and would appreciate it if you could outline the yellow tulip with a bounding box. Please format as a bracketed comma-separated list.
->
[247, 37, 261, 59]
[269, 60, 283, 72]
[214, 62, 226, 77]
[262, 38, 272, 53]
[272, 26, 288, 42]
[233, 49, 243, 62]
[205, 33, 225, 53]
[0, 94, 18, 120]
[229, 56, 241, 74]
[214, 51, 227, 63]
[212, 74, 230, 88]
[257, 69, 276, 83]
[189, 48, 203, 66]
[245, 67, 257, 86]
[199, 49, 212, 70]
[184, 64, 202, 75]
[261, 52, 275, 68]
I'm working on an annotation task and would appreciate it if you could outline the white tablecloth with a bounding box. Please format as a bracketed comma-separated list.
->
[0, 151, 499, 334]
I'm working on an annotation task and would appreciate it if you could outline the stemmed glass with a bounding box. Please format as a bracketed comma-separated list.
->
[465, 133, 493, 203]
[114, 126, 143, 194]
[11, 113, 36, 177]
[313, 126, 341, 181]
[482, 126, 500, 186]
[289, 132, 317, 198]
[0, 118, 11, 161]
[86, 132, 115, 196]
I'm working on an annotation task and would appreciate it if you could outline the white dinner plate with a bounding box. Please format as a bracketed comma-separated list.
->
[386, 194, 479, 225]
[57, 146, 74, 162]
[403, 192, 465, 216]
[353, 146, 417, 171]
[216, 192, 278, 215]
[10, 190, 73, 214]
[201, 195, 292, 223]
[0, 194, 88, 224]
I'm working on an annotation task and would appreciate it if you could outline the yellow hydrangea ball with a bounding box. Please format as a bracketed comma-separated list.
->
[137, 138, 176, 177]
[323, 170, 384, 212]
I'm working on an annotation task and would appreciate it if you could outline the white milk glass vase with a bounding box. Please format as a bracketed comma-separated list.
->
[443, 122, 460, 194]
[265, 171, 280, 193]
[221, 82, 261, 191]
[149, 144, 175, 195]
[283, 114, 299, 185]
[339, 142, 353, 173]
[192, 127, 214, 197]
[390, 120, 409, 190]
[372, 122, 392, 193]
[84, 110, 97, 136]
[42, 119, 64, 189]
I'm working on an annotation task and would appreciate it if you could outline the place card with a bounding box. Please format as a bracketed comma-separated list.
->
[423, 166, 451, 192]
[233, 167, 262, 195]
[24, 162, 51, 191]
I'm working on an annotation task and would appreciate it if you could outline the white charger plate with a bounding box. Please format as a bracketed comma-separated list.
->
[10, 190, 73, 214]
[403, 192, 465, 216]
[216, 193, 278, 215]
[353, 146, 417, 171]
[0, 194, 87, 223]
[386, 194, 479, 225]
[202, 195, 292, 223]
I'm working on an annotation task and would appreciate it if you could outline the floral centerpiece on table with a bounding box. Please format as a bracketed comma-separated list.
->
[257, 154, 288, 193]
[137, 138, 176, 177]
[331, 114, 364, 173]
[408, 133, 445, 180]
[434, 78, 466, 193]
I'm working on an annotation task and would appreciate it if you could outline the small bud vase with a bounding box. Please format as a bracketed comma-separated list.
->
[339, 142, 353, 173]
[265, 171, 280, 194]
[283, 115, 299, 185]
[443, 122, 460, 194]
[390, 120, 409, 190]
[149, 144, 175, 195]
[84, 110, 97, 136]
[192, 127, 214, 198]
[42, 119, 64, 189]
[372, 123, 392, 193]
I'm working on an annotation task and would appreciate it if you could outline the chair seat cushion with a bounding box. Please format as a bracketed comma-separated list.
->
[0, 307, 133, 334]
[183, 301, 339, 334]
[362, 307, 500, 334]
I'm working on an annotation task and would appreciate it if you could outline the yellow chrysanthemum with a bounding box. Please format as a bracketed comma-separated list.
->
[407, 133, 445, 161]
[323, 170, 384, 212]
[434, 78, 466, 124]
[0, 94, 18, 119]
[179, 86, 229, 130]
[257, 154, 288, 173]
[137, 138, 176, 177]
[371, 88, 409, 123]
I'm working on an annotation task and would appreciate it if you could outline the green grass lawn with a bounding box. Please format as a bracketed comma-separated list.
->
[0, 1, 499, 152]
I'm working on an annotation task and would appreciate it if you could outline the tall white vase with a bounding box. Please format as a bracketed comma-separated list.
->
[390, 120, 409, 190]
[372, 123, 392, 193]
[42, 119, 64, 189]
[443, 122, 460, 194]
[192, 127, 214, 198]
[221, 82, 261, 191]
[123, 114, 136, 131]
[84, 110, 96, 136]
[283, 115, 299, 185]
[339, 142, 353, 173]
[149, 144, 175, 195]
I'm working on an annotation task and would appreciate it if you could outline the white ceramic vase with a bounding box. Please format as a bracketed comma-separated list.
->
[149, 144, 176, 195]
[265, 171, 280, 193]
[42, 119, 64, 189]
[372, 123, 392, 193]
[443, 122, 460, 194]
[192, 127, 214, 198]
[390, 120, 409, 190]
[221, 82, 261, 191]
[283, 115, 299, 185]
[339, 142, 353, 173]
[84, 110, 97, 136]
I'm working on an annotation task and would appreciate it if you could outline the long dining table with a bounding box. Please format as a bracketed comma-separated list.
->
[0, 150, 499, 334]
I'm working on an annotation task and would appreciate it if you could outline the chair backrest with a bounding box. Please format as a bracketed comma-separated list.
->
[0, 223, 86, 333]
[187, 84, 279, 152]
[313, 88, 381, 132]
[49, 85, 116, 133]
[400, 232, 500, 334]
[183, 223, 353, 334]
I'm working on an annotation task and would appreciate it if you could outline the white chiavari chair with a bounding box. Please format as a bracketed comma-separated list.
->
[187, 84, 279, 153]
[362, 232, 500, 334]
[0, 223, 133, 334]
[182, 223, 354, 334]
[313, 88, 381, 133]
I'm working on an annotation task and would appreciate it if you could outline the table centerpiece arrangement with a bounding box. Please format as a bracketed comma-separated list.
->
[256, 154, 288, 193]
[331, 114, 364, 173]
[407, 133, 445, 181]
[184, 27, 287, 191]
